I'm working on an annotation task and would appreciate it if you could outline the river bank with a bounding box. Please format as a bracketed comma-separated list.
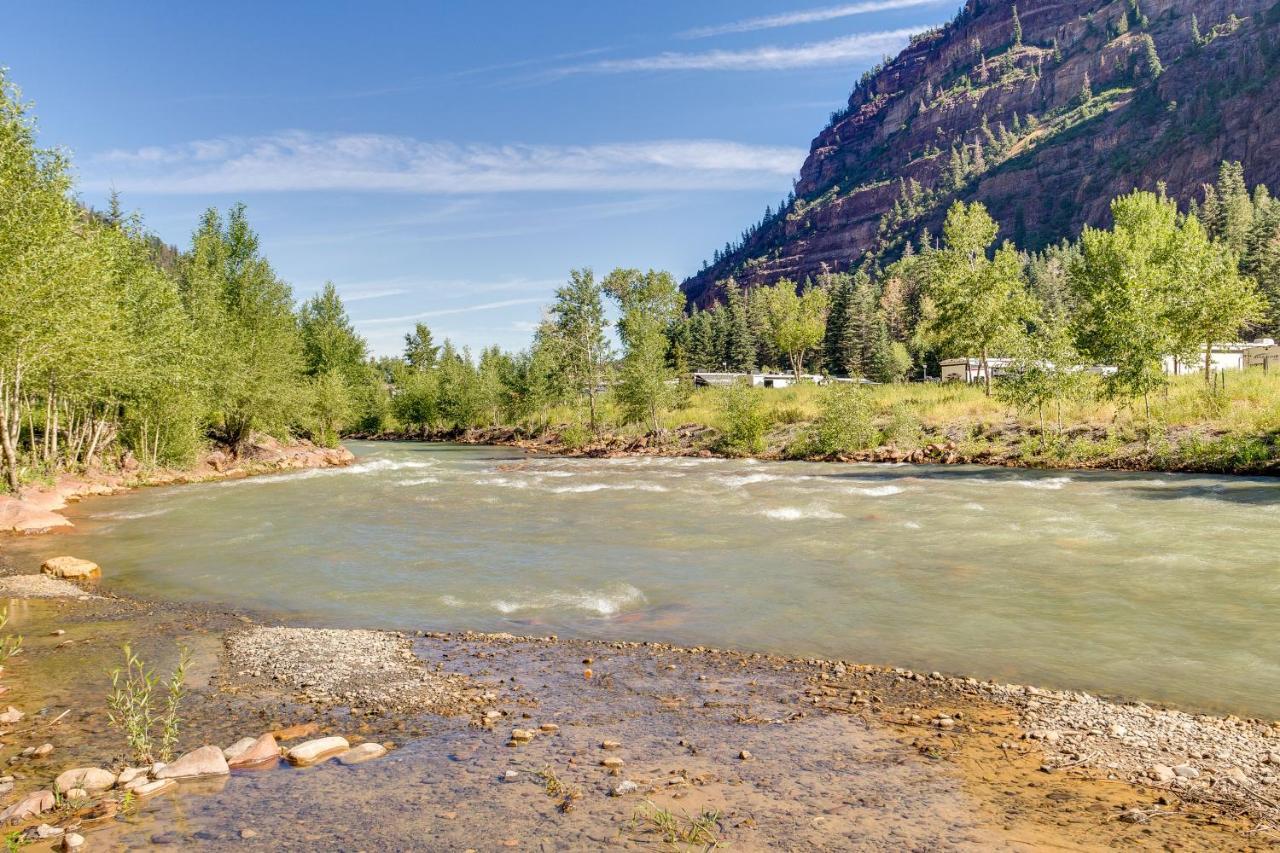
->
[0, 437, 354, 535]
[0, 569, 1274, 849]
[355, 419, 1280, 477]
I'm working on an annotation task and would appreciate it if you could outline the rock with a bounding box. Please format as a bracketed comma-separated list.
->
[40, 557, 101, 580]
[223, 737, 258, 761]
[600, 756, 624, 769]
[539, 723, 559, 733]
[0, 707, 23, 724]
[227, 733, 281, 769]
[155, 745, 230, 779]
[116, 767, 147, 786]
[285, 736, 350, 766]
[55, 767, 116, 794]
[0, 789, 53, 823]
[35, 823, 63, 838]
[337, 743, 388, 765]
[738, 749, 752, 760]
[1225, 766, 1250, 784]
[1172, 763, 1200, 779]
[1148, 764, 1176, 783]
[133, 778, 177, 798]
[509, 728, 535, 744]
[65, 788, 88, 800]
[62, 833, 85, 850]
[611, 780, 640, 796]
[33, 743, 53, 757]
[240, 829, 259, 840]
[501, 770, 521, 783]
[123, 776, 150, 792]
[600, 739, 621, 750]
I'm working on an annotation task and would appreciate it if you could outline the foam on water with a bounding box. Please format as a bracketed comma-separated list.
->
[547, 482, 669, 494]
[760, 506, 845, 521]
[485, 583, 646, 617]
[95, 507, 172, 520]
[844, 484, 904, 497]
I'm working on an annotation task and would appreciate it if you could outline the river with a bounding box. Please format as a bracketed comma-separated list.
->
[7, 441, 1279, 718]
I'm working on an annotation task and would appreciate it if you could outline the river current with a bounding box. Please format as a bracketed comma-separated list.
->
[7, 441, 1279, 717]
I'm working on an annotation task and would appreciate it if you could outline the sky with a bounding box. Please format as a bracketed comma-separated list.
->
[6, 0, 957, 356]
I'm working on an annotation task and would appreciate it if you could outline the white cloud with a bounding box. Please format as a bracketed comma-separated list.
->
[554, 28, 922, 74]
[359, 297, 548, 326]
[86, 132, 806, 195]
[680, 0, 950, 38]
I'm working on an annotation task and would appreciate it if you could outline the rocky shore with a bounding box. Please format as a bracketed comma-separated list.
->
[0, 436, 354, 535]
[356, 422, 1280, 477]
[0, 565, 1273, 849]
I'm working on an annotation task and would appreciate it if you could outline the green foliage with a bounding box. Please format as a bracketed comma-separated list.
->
[791, 384, 878, 457]
[107, 643, 191, 765]
[605, 268, 684, 432]
[716, 381, 770, 456]
[759, 280, 829, 377]
[547, 269, 611, 431]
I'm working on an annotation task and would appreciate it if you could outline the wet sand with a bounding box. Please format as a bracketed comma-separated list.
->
[0, 582, 1274, 850]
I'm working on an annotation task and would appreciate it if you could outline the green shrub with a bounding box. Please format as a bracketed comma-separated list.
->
[791, 385, 879, 457]
[716, 382, 770, 456]
[558, 422, 591, 451]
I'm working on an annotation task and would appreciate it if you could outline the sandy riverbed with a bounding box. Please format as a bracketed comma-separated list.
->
[0, 573, 1273, 850]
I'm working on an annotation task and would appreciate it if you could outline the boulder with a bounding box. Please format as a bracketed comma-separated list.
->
[0, 789, 54, 823]
[336, 743, 387, 765]
[40, 557, 100, 580]
[155, 745, 229, 779]
[54, 767, 116, 794]
[285, 736, 349, 766]
[227, 733, 281, 769]
[222, 737, 259, 761]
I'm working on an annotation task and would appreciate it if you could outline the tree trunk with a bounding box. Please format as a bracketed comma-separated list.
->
[981, 347, 992, 397]
[1203, 340, 1212, 386]
[0, 366, 23, 492]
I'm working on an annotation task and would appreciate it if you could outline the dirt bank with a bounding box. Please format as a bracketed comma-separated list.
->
[0, 574, 1273, 849]
[0, 436, 354, 535]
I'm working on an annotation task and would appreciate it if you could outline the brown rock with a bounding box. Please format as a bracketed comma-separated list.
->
[0, 789, 54, 823]
[155, 745, 229, 779]
[228, 733, 281, 769]
[55, 767, 116, 794]
[40, 557, 100, 580]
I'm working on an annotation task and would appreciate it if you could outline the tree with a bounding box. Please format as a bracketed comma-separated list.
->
[720, 280, 756, 372]
[549, 268, 611, 431]
[997, 309, 1089, 436]
[1011, 4, 1023, 47]
[1077, 72, 1093, 105]
[403, 323, 440, 372]
[760, 280, 829, 379]
[604, 268, 684, 432]
[1140, 34, 1163, 79]
[925, 201, 1031, 396]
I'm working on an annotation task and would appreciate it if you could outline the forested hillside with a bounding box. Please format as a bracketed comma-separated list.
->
[684, 0, 1280, 302]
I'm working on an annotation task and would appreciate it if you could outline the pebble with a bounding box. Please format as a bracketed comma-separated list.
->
[35, 823, 64, 838]
[600, 756, 624, 769]
[738, 750, 752, 760]
[508, 728, 535, 745]
[61, 834, 84, 851]
[0, 706, 24, 724]
[34, 743, 53, 758]
[502, 770, 521, 783]
[240, 829, 259, 840]
[538, 723, 559, 733]
[600, 739, 621, 750]
[1172, 763, 1200, 779]
[611, 780, 640, 796]
[1148, 764, 1176, 783]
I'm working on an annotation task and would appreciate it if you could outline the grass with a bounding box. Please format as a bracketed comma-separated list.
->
[533, 765, 582, 813]
[631, 801, 722, 850]
[0, 608, 22, 665]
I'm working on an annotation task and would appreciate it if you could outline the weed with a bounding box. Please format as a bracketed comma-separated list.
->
[632, 801, 722, 849]
[0, 608, 22, 664]
[3, 829, 26, 852]
[533, 765, 582, 813]
[107, 643, 191, 765]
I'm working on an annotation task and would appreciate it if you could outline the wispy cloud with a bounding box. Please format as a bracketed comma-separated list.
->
[360, 297, 548, 326]
[551, 28, 922, 75]
[679, 0, 950, 38]
[338, 287, 408, 303]
[87, 132, 805, 195]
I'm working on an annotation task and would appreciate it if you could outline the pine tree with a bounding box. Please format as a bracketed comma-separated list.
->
[822, 274, 853, 374]
[1141, 34, 1163, 79]
[1077, 72, 1093, 105]
[1191, 14, 1203, 46]
[722, 281, 756, 372]
[1011, 4, 1023, 47]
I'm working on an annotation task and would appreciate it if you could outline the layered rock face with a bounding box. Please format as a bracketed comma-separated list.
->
[684, 0, 1280, 305]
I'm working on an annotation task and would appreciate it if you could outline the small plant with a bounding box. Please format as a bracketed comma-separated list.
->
[107, 643, 191, 765]
[3, 829, 26, 852]
[534, 765, 582, 813]
[0, 608, 22, 663]
[558, 422, 592, 452]
[632, 801, 722, 848]
[789, 384, 878, 458]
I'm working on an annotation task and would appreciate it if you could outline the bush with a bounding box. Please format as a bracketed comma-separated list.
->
[716, 382, 770, 456]
[558, 422, 592, 451]
[791, 385, 879, 457]
[107, 643, 191, 765]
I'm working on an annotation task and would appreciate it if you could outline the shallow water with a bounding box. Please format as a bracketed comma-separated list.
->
[9, 442, 1280, 717]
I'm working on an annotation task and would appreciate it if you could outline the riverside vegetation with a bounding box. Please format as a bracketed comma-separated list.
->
[5, 65, 1280, 481]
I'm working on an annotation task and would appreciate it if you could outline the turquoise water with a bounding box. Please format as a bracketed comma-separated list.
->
[8, 441, 1280, 717]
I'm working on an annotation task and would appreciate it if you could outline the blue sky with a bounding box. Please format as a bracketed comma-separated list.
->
[7, 0, 956, 355]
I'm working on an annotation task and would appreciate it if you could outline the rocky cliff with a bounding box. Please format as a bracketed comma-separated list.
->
[684, 0, 1280, 305]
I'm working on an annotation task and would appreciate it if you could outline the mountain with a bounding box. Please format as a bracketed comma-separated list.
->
[683, 0, 1280, 306]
